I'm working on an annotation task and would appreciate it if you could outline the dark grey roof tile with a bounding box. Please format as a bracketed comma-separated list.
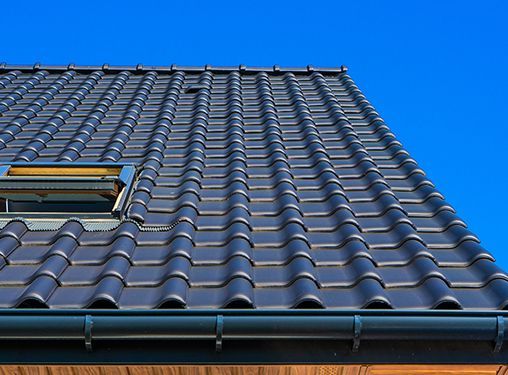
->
[18, 275, 59, 308]
[0, 236, 20, 259]
[441, 259, 508, 287]
[362, 223, 424, 249]
[394, 184, 444, 203]
[19, 230, 57, 246]
[48, 276, 124, 308]
[367, 240, 435, 267]
[0, 256, 65, 285]
[410, 210, 466, 232]
[355, 208, 412, 232]
[377, 257, 446, 288]
[312, 242, 371, 266]
[431, 241, 494, 266]
[320, 279, 390, 309]
[60, 256, 131, 286]
[186, 278, 254, 309]
[125, 257, 191, 287]
[119, 277, 188, 309]
[0, 221, 28, 241]
[0, 285, 30, 308]
[454, 279, 508, 309]
[418, 225, 479, 249]
[190, 256, 252, 287]
[254, 278, 324, 309]
[402, 197, 455, 218]
[382, 277, 461, 309]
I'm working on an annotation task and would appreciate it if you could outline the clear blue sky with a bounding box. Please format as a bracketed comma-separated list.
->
[2, 1, 507, 266]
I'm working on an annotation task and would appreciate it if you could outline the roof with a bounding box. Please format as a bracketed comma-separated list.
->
[0, 63, 506, 311]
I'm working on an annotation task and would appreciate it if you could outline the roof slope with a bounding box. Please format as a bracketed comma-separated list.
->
[0, 64, 505, 310]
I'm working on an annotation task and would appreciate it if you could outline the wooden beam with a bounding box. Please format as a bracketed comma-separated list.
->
[8, 166, 122, 177]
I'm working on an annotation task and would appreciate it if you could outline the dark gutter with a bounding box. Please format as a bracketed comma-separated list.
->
[0, 309, 506, 364]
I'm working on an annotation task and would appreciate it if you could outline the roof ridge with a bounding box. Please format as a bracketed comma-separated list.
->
[0, 63, 348, 74]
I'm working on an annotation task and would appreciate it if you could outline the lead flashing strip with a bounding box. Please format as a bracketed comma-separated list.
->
[0, 217, 182, 232]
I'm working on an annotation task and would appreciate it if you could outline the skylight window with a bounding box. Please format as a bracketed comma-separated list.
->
[0, 163, 136, 219]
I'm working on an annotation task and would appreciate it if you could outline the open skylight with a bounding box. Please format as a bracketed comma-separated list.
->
[0, 163, 136, 219]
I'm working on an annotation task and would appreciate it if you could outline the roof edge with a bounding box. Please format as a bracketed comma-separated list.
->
[0, 63, 348, 74]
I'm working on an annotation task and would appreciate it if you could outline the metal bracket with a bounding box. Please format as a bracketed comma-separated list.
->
[494, 315, 504, 353]
[84, 315, 93, 352]
[352, 315, 362, 352]
[215, 315, 224, 353]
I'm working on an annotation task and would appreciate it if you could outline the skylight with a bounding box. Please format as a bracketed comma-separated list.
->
[0, 163, 136, 219]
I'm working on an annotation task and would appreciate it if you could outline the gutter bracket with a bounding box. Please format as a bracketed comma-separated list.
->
[84, 314, 93, 352]
[494, 315, 504, 353]
[352, 315, 361, 352]
[215, 314, 224, 353]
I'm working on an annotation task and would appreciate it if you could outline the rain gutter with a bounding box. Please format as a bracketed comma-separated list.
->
[0, 309, 506, 364]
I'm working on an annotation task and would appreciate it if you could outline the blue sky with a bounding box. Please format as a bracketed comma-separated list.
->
[2, 1, 507, 266]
